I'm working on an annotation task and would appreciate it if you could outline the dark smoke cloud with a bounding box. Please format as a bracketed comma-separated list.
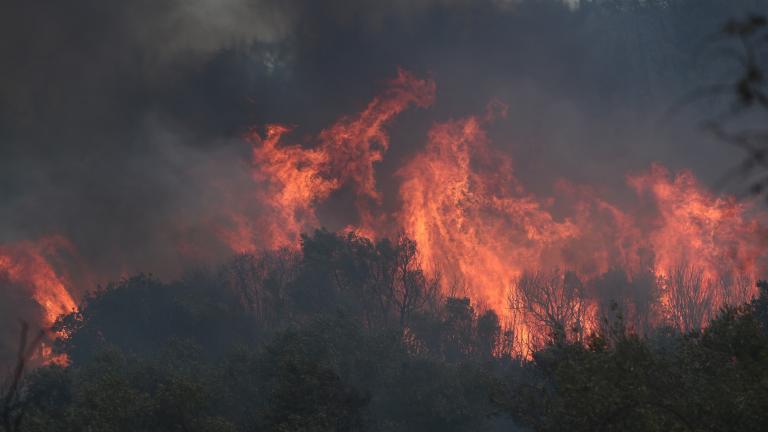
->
[0, 0, 766, 296]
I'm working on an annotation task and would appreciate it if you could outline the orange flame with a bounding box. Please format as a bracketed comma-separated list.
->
[0, 71, 756, 361]
[0, 236, 77, 327]
[627, 164, 765, 326]
[4, 72, 762, 361]
[396, 107, 578, 313]
[236, 69, 768, 346]
[232, 68, 436, 252]
[0, 236, 78, 365]
[628, 163, 764, 282]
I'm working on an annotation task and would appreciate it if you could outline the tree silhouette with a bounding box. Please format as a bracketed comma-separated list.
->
[511, 269, 587, 350]
[664, 264, 715, 333]
[1, 323, 44, 432]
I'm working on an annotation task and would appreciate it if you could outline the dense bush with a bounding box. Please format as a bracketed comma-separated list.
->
[1, 230, 764, 431]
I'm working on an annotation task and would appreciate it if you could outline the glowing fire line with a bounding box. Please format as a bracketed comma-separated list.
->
[243, 69, 768, 348]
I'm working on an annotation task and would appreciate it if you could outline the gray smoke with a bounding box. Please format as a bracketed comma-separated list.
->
[0, 0, 765, 291]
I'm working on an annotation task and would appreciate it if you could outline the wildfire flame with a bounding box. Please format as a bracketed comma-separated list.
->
[242, 69, 768, 345]
[628, 163, 765, 283]
[5, 69, 765, 362]
[231, 68, 436, 252]
[0, 236, 77, 327]
[0, 236, 78, 365]
[397, 103, 578, 313]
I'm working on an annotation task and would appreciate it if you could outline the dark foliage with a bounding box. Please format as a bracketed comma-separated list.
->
[4, 229, 765, 431]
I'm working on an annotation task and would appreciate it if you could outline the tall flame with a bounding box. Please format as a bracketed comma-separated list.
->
[396, 105, 578, 313]
[2, 70, 762, 362]
[239, 69, 768, 344]
[0, 236, 77, 327]
[628, 164, 765, 282]
[235, 68, 436, 251]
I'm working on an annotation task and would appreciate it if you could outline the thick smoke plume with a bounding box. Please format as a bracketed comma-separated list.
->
[1, 0, 767, 362]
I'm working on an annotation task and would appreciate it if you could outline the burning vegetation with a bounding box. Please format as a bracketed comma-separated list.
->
[1, 3, 768, 431]
[216, 69, 767, 355]
[2, 68, 768, 361]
